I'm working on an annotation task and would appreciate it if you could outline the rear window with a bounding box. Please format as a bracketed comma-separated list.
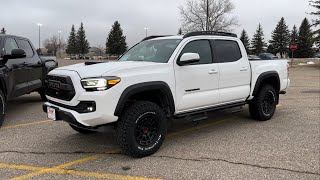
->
[214, 40, 242, 63]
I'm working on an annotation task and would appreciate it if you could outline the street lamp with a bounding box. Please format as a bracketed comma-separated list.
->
[37, 23, 42, 51]
[144, 27, 148, 37]
[58, 30, 62, 57]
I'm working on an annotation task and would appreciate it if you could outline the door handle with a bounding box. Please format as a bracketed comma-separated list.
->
[208, 70, 218, 74]
[240, 67, 248, 71]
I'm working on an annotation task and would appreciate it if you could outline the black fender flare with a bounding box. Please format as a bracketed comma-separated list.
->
[252, 71, 280, 97]
[114, 81, 175, 116]
[0, 75, 8, 99]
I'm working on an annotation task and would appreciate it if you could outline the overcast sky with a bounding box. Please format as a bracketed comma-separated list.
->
[0, 0, 314, 48]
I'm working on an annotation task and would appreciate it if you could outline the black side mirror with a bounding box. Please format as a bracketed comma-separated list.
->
[3, 49, 26, 60]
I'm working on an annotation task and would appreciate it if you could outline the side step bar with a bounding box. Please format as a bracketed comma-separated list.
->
[174, 102, 246, 119]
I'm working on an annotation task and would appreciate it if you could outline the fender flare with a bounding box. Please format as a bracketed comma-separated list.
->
[114, 81, 175, 116]
[252, 71, 280, 96]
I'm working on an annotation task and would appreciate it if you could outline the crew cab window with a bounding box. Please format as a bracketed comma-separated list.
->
[4, 38, 19, 55]
[180, 40, 212, 65]
[214, 40, 242, 63]
[17, 39, 34, 58]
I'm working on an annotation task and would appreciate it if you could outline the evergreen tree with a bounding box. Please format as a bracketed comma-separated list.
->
[251, 24, 267, 55]
[76, 22, 90, 55]
[177, 28, 183, 35]
[66, 25, 77, 55]
[290, 25, 299, 44]
[269, 17, 290, 58]
[106, 21, 127, 55]
[0, 27, 6, 34]
[239, 29, 250, 53]
[296, 18, 314, 58]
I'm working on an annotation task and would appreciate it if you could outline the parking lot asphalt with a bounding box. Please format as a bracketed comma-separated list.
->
[0, 64, 319, 180]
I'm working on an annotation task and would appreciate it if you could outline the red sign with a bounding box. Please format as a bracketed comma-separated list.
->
[290, 43, 298, 52]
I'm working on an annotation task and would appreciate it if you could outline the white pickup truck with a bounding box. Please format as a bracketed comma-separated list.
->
[43, 31, 290, 157]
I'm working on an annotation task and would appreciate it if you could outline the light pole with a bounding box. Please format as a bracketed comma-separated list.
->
[37, 23, 42, 51]
[144, 27, 148, 37]
[58, 30, 62, 57]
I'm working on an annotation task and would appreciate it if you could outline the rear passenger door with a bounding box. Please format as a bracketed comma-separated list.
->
[16, 38, 43, 92]
[175, 39, 220, 112]
[212, 40, 250, 104]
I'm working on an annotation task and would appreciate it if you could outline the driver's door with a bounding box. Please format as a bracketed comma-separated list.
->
[3, 37, 29, 99]
[174, 39, 220, 113]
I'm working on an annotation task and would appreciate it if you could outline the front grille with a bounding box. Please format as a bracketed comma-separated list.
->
[45, 75, 75, 101]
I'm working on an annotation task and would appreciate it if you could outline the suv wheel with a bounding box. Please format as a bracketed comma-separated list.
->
[249, 84, 277, 121]
[116, 101, 167, 158]
[0, 90, 6, 127]
[69, 124, 96, 134]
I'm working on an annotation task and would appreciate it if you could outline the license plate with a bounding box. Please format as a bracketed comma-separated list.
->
[47, 107, 56, 120]
[48, 81, 61, 89]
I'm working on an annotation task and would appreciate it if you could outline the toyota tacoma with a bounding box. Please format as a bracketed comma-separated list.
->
[43, 31, 290, 157]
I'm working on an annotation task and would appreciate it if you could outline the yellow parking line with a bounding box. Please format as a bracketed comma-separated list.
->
[0, 163, 47, 171]
[9, 117, 231, 180]
[10, 150, 119, 180]
[1, 120, 51, 130]
[0, 162, 160, 180]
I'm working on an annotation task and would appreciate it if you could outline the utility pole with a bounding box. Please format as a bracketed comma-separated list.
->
[58, 30, 62, 57]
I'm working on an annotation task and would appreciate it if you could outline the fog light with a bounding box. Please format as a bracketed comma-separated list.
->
[87, 107, 94, 112]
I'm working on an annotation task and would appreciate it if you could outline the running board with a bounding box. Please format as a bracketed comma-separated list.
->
[174, 102, 246, 118]
[186, 112, 208, 122]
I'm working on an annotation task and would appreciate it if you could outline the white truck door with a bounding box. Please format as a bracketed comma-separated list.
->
[212, 39, 251, 104]
[174, 39, 220, 113]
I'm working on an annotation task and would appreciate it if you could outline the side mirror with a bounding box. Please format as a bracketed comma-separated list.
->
[3, 49, 26, 60]
[178, 53, 200, 66]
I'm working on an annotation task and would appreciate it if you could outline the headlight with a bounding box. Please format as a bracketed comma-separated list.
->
[81, 77, 121, 91]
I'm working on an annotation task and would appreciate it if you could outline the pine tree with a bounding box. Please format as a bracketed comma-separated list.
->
[296, 18, 314, 58]
[251, 24, 267, 55]
[290, 25, 299, 44]
[0, 27, 6, 34]
[106, 21, 128, 55]
[269, 17, 290, 58]
[66, 25, 77, 55]
[76, 22, 90, 55]
[240, 29, 250, 53]
[177, 28, 183, 35]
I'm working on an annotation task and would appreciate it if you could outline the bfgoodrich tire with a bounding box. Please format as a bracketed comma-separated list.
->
[116, 101, 167, 158]
[0, 89, 6, 127]
[249, 84, 277, 121]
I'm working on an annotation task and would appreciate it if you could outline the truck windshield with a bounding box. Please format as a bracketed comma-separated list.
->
[119, 39, 181, 63]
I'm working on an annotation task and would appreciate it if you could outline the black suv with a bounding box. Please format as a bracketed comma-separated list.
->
[0, 34, 57, 126]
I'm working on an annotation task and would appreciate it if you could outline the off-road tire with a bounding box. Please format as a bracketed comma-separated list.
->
[249, 84, 277, 121]
[116, 101, 167, 158]
[69, 124, 96, 134]
[0, 89, 5, 127]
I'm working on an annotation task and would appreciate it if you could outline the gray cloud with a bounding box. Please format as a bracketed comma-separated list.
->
[0, 0, 314, 48]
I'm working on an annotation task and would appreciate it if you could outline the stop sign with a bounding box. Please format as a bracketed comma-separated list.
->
[290, 43, 298, 52]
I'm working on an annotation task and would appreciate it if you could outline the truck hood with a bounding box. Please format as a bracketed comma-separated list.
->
[56, 61, 159, 78]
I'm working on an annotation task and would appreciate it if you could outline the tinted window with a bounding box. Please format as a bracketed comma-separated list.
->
[214, 40, 242, 63]
[17, 39, 34, 58]
[180, 40, 212, 65]
[4, 38, 19, 55]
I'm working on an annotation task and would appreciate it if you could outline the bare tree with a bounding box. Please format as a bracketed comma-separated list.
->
[43, 35, 66, 56]
[179, 0, 238, 32]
